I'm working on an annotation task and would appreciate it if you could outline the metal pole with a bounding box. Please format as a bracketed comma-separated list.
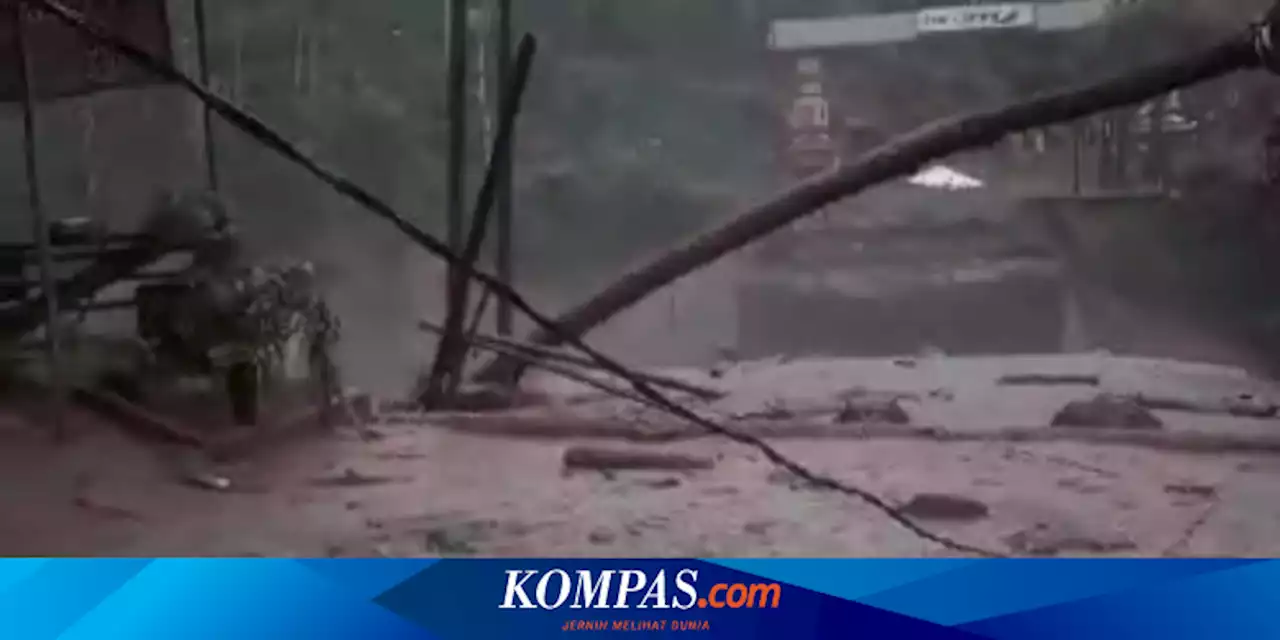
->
[13, 6, 65, 440]
[445, 0, 469, 311]
[193, 0, 219, 191]
[494, 0, 514, 336]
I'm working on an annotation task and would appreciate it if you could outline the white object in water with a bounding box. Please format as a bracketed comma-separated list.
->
[907, 165, 984, 190]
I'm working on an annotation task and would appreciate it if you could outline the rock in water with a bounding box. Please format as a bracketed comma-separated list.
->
[1051, 395, 1163, 429]
[835, 398, 911, 425]
[899, 493, 990, 521]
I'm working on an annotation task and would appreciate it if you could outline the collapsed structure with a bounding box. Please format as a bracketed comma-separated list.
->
[738, 0, 1278, 362]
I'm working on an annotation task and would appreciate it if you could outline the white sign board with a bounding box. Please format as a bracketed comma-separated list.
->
[917, 4, 1035, 34]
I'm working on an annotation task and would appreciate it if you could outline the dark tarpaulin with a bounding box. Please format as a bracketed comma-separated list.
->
[0, 0, 172, 102]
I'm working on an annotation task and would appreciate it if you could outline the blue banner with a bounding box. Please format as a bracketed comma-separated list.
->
[0, 558, 1272, 639]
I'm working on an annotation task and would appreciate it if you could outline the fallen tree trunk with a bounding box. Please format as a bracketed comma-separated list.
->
[562, 445, 716, 472]
[476, 28, 1267, 385]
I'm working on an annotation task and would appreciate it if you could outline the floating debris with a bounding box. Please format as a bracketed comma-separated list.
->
[898, 493, 990, 522]
[562, 446, 715, 473]
[1004, 521, 1137, 556]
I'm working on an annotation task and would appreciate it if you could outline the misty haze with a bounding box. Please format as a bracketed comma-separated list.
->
[0, 0, 1279, 559]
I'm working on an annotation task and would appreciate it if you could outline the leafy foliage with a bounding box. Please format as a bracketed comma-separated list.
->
[236, 262, 339, 376]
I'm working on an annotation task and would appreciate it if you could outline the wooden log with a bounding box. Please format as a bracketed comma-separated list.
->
[70, 386, 205, 447]
[562, 445, 715, 472]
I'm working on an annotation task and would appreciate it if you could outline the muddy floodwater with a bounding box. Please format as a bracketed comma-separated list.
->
[5, 353, 1280, 558]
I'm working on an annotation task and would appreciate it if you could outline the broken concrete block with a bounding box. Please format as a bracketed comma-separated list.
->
[835, 398, 911, 425]
[898, 493, 990, 522]
[1051, 394, 1163, 430]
